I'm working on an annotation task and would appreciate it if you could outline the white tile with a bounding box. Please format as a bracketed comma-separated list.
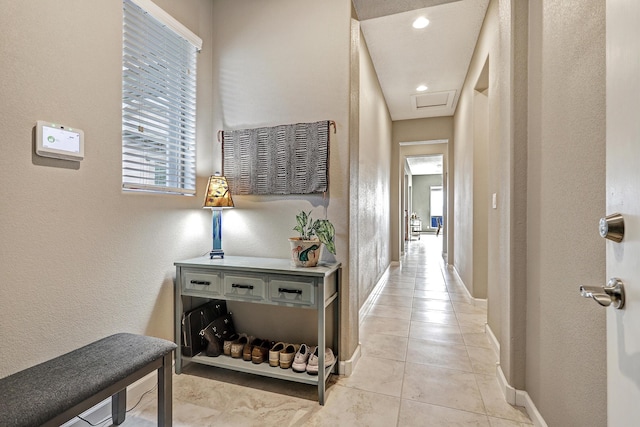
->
[411, 308, 459, 325]
[414, 289, 451, 300]
[477, 375, 532, 424]
[488, 416, 534, 426]
[361, 314, 411, 337]
[413, 298, 454, 312]
[368, 304, 412, 321]
[374, 294, 414, 308]
[409, 321, 465, 345]
[360, 332, 408, 361]
[406, 338, 473, 372]
[453, 301, 488, 315]
[467, 345, 499, 375]
[337, 355, 405, 397]
[399, 399, 491, 426]
[378, 287, 415, 298]
[402, 363, 486, 414]
[304, 385, 401, 426]
[462, 331, 493, 349]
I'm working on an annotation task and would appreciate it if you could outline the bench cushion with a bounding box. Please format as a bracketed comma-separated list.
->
[0, 333, 176, 427]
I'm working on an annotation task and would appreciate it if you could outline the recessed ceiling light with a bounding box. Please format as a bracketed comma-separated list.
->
[412, 17, 429, 29]
[416, 85, 428, 92]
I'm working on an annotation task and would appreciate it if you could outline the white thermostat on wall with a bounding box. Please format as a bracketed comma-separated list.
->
[35, 120, 84, 161]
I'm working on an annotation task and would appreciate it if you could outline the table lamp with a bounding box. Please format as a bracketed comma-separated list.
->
[203, 175, 234, 258]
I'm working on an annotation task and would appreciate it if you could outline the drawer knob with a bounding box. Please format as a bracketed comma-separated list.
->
[190, 280, 210, 286]
[278, 288, 303, 295]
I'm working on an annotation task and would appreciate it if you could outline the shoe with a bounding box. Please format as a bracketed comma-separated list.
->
[223, 333, 241, 356]
[269, 342, 286, 367]
[252, 339, 271, 364]
[291, 343, 311, 373]
[279, 343, 300, 369]
[231, 335, 251, 358]
[244, 337, 262, 361]
[306, 347, 335, 375]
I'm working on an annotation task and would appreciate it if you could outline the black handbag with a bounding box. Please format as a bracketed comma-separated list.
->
[200, 313, 236, 357]
[181, 300, 227, 357]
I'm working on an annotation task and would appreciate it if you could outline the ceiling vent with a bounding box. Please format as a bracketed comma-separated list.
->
[411, 90, 457, 111]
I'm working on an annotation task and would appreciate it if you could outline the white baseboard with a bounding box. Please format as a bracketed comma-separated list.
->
[60, 370, 158, 427]
[359, 264, 392, 322]
[496, 364, 548, 427]
[485, 323, 500, 357]
[353, 264, 394, 376]
[339, 344, 361, 377]
[450, 265, 487, 307]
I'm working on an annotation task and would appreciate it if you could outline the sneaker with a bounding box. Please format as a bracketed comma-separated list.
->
[291, 343, 311, 373]
[306, 347, 335, 375]
[269, 342, 286, 367]
[279, 343, 300, 369]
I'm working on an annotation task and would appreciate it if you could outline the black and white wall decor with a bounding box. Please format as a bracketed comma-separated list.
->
[222, 120, 332, 195]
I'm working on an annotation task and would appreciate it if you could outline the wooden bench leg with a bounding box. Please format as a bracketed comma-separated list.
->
[112, 388, 126, 425]
[158, 352, 173, 427]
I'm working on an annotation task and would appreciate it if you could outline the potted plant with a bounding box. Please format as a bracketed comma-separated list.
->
[289, 210, 336, 267]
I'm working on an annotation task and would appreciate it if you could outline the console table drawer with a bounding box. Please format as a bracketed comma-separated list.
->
[183, 270, 222, 295]
[269, 276, 315, 307]
[223, 273, 267, 301]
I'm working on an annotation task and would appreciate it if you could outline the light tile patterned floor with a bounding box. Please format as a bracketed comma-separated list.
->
[113, 235, 532, 426]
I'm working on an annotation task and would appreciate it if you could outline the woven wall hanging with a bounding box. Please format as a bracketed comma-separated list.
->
[222, 120, 331, 195]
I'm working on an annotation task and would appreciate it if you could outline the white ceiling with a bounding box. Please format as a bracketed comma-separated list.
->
[407, 155, 443, 175]
[354, 0, 489, 121]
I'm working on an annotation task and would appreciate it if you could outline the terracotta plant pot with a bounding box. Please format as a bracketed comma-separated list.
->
[288, 237, 323, 267]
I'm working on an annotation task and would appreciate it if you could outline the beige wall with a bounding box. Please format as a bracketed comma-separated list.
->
[209, 0, 358, 361]
[453, 3, 496, 301]
[0, 0, 214, 378]
[356, 27, 393, 308]
[525, 0, 606, 425]
[0, 0, 384, 379]
[455, 0, 607, 425]
[391, 117, 454, 262]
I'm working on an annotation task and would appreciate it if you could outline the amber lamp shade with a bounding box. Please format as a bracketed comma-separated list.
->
[203, 175, 233, 258]
[203, 175, 234, 208]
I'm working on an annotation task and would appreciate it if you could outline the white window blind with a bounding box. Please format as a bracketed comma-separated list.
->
[122, 0, 201, 195]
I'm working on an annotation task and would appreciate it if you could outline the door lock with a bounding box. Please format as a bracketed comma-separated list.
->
[599, 213, 624, 242]
[579, 278, 625, 309]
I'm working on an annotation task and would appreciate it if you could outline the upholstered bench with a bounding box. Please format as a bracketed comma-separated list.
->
[0, 333, 176, 427]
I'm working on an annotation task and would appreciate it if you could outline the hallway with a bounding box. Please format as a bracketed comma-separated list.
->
[354, 234, 532, 426]
[119, 235, 532, 426]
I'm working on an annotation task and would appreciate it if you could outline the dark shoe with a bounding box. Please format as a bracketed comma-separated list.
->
[200, 325, 223, 357]
[252, 339, 271, 364]
[244, 337, 262, 361]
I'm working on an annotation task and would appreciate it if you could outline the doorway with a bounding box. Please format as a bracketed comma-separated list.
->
[404, 154, 444, 246]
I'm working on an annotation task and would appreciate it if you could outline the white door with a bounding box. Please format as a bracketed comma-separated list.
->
[606, 1, 640, 424]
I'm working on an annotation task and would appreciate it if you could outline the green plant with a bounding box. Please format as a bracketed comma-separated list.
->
[293, 210, 336, 255]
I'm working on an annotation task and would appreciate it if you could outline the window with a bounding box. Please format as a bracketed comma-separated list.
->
[122, 0, 202, 195]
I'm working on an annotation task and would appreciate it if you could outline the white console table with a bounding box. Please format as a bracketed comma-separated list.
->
[174, 256, 341, 405]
